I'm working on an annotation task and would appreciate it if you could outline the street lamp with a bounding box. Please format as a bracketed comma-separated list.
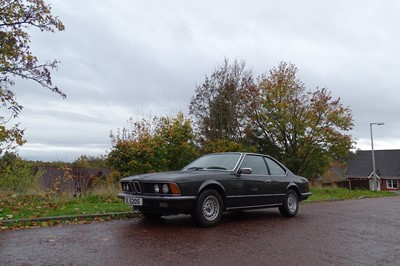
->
[370, 122, 384, 191]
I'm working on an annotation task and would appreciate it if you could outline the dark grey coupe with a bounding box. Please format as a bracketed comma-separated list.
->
[118, 152, 311, 227]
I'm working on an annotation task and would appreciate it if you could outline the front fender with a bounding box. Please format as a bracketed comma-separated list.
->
[198, 180, 226, 195]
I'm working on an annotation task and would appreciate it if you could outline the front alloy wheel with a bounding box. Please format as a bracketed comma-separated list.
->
[279, 189, 299, 217]
[193, 189, 223, 227]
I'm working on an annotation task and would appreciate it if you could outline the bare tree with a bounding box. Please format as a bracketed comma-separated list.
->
[189, 59, 255, 146]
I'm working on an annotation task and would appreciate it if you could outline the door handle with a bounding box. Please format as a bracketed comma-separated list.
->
[264, 180, 271, 184]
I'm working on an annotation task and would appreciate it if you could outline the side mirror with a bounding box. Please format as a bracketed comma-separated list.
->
[239, 168, 252, 175]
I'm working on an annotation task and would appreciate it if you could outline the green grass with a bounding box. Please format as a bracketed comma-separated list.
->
[0, 194, 131, 221]
[308, 187, 396, 201]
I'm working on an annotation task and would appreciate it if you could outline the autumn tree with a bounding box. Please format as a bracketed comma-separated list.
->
[107, 113, 198, 178]
[246, 62, 354, 178]
[0, 0, 65, 155]
[189, 59, 255, 151]
[156, 113, 199, 170]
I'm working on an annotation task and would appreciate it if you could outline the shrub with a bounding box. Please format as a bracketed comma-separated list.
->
[0, 153, 41, 193]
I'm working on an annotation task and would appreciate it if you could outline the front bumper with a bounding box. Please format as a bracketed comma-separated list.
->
[300, 192, 312, 201]
[118, 192, 197, 215]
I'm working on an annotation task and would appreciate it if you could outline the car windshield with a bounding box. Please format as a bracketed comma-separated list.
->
[183, 153, 242, 171]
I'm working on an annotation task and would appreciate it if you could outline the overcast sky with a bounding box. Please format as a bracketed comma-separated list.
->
[12, 0, 400, 162]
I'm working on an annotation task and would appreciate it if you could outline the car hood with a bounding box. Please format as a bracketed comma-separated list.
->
[121, 170, 230, 182]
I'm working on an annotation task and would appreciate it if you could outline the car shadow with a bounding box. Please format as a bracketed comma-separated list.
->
[223, 209, 282, 222]
[127, 209, 287, 229]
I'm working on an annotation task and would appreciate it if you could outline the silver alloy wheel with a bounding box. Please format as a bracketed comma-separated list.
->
[202, 195, 220, 221]
[287, 193, 297, 213]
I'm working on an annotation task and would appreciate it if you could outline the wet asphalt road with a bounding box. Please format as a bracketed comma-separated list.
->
[1, 196, 400, 266]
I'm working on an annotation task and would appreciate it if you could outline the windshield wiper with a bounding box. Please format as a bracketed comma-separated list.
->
[187, 167, 204, 170]
[206, 166, 228, 170]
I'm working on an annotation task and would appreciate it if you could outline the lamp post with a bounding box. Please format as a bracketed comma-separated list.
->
[370, 122, 384, 191]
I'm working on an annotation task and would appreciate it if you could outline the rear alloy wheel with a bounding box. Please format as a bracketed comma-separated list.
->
[193, 189, 223, 227]
[279, 189, 299, 217]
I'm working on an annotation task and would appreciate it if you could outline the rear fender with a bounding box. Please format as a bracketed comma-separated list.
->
[286, 182, 301, 198]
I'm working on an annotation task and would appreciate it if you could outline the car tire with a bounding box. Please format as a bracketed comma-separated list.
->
[192, 189, 223, 227]
[279, 189, 299, 217]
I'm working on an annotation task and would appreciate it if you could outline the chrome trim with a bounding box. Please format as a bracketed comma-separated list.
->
[134, 181, 142, 193]
[121, 181, 133, 192]
[129, 182, 135, 193]
[301, 192, 312, 196]
[232, 152, 245, 172]
[118, 192, 196, 201]
[227, 194, 285, 198]
[227, 203, 283, 210]
[121, 181, 143, 194]
[235, 153, 289, 177]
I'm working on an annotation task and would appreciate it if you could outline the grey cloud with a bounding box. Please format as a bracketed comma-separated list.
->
[11, 0, 400, 161]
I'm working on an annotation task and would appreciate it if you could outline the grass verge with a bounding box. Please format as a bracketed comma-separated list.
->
[0, 193, 131, 230]
[307, 187, 396, 202]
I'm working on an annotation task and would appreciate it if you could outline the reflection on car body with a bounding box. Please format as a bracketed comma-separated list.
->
[118, 152, 311, 227]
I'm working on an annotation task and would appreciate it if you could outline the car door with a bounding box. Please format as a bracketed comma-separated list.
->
[233, 154, 272, 208]
[263, 156, 290, 204]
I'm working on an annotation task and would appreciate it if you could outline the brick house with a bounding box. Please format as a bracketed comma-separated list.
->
[346, 150, 400, 191]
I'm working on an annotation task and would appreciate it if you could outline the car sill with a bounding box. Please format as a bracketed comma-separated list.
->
[226, 203, 283, 211]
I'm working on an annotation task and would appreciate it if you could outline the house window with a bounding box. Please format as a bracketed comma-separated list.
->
[386, 180, 398, 189]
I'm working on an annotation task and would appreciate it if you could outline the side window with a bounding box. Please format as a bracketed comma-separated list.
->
[265, 157, 286, 176]
[240, 155, 268, 175]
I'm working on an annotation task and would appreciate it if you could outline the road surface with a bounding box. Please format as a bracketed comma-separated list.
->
[1, 196, 400, 265]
